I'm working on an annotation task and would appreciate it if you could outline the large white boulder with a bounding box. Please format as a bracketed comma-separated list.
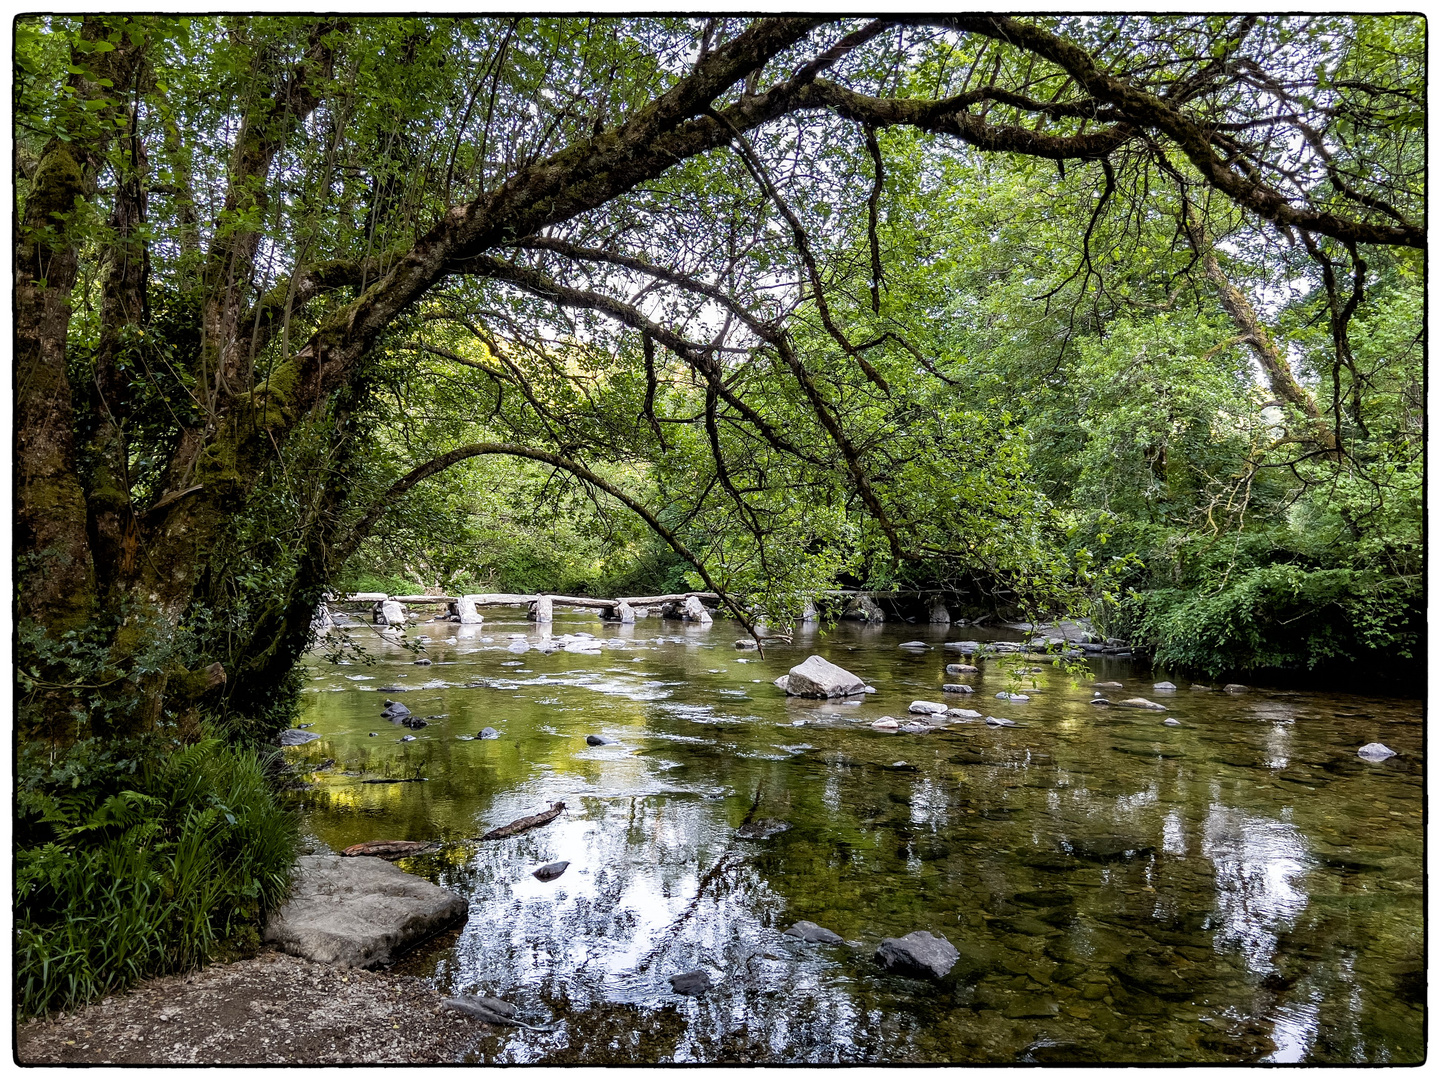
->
[264, 855, 467, 969]
[616, 601, 636, 624]
[531, 595, 553, 623]
[380, 599, 406, 626]
[682, 595, 713, 625]
[785, 655, 867, 698]
[457, 595, 485, 625]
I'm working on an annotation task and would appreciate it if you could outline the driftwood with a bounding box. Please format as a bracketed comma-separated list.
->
[477, 801, 565, 841]
[361, 776, 427, 784]
[340, 840, 436, 860]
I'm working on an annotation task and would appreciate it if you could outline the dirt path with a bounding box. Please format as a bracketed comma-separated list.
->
[15, 950, 495, 1065]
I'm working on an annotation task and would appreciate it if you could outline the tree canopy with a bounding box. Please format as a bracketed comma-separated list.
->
[15, 15, 1424, 740]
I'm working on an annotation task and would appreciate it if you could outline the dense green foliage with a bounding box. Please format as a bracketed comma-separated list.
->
[15, 736, 298, 1018]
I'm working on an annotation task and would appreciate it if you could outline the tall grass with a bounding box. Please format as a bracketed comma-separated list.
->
[15, 736, 297, 1019]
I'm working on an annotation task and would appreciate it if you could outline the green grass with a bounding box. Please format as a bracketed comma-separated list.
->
[15, 736, 298, 1019]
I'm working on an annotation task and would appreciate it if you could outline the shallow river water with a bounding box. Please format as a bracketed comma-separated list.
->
[289, 612, 1423, 1064]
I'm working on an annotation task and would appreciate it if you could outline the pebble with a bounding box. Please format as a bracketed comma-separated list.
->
[1357, 742, 1397, 762]
[586, 734, 616, 746]
[400, 735, 417, 742]
[668, 970, 713, 997]
[1163, 718, 1181, 726]
[478, 728, 500, 740]
[985, 716, 1016, 727]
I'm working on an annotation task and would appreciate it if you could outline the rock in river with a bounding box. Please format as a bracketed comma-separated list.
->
[875, 930, 959, 981]
[736, 818, 790, 840]
[278, 728, 322, 746]
[785, 920, 844, 945]
[669, 969, 713, 996]
[1113, 697, 1166, 711]
[586, 734, 616, 746]
[786, 655, 868, 698]
[532, 861, 569, 881]
[946, 663, 979, 674]
[478, 727, 500, 739]
[1357, 742, 1397, 762]
[942, 683, 974, 694]
[1153, 681, 1177, 691]
[264, 854, 467, 969]
[995, 691, 1029, 702]
[909, 700, 948, 715]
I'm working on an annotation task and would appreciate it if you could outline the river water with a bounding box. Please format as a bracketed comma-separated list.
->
[289, 611, 1423, 1064]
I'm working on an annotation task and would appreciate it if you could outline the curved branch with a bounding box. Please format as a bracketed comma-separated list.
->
[916, 15, 1423, 248]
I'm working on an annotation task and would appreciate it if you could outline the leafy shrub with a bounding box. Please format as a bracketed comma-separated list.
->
[14, 736, 297, 1018]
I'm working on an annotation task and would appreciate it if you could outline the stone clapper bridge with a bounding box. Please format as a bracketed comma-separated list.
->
[328, 590, 723, 628]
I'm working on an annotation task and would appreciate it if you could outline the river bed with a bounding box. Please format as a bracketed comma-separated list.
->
[289, 612, 1423, 1063]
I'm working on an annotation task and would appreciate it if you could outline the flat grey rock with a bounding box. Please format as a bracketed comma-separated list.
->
[277, 728, 322, 746]
[532, 860, 569, 881]
[908, 700, 948, 715]
[1153, 681, 1177, 691]
[985, 716, 1016, 727]
[995, 691, 1029, 702]
[1357, 742, 1397, 762]
[669, 969, 713, 996]
[898, 640, 929, 649]
[785, 920, 844, 945]
[945, 664, 979, 674]
[1163, 718, 1182, 727]
[1113, 697, 1166, 711]
[264, 855, 467, 969]
[786, 655, 867, 698]
[875, 930, 959, 980]
[942, 683, 974, 694]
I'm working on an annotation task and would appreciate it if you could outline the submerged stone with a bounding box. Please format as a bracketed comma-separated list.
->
[669, 969, 713, 996]
[532, 861, 569, 882]
[278, 728, 322, 746]
[785, 920, 844, 945]
[1357, 742, 1397, 762]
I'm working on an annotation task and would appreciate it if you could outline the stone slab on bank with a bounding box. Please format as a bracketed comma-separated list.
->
[264, 855, 467, 969]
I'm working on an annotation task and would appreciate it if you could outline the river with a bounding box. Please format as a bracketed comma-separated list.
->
[289, 610, 1423, 1063]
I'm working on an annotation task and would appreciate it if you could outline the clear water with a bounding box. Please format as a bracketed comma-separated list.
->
[290, 613, 1424, 1063]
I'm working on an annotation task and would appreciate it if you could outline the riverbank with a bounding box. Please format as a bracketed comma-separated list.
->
[16, 949, 487, 1065]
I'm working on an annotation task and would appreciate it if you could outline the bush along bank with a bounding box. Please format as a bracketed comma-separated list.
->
[15, 734, 298, 1019]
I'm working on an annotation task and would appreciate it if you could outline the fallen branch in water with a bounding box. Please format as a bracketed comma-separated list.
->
[475, 801, 566, 840]
[340, 840, 436, 860]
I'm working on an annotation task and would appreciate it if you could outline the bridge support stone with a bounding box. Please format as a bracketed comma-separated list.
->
[531, 595, 554, 623]
[457, 595, 485, 625]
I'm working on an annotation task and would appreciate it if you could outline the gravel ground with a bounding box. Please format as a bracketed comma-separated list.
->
[16, 950, 493, 1065]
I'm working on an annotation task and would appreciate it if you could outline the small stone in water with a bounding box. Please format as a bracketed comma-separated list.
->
[986, 716, 1016, 727]
[1163, 718, 1181, 726]
[669, 969, 713, 996]
[872, 717, 900, 730]
[942, 683, 974, 694]
[948, 708, 982, 719]
[400, 734, 417, 742]
[586, 734, 616, 746]
[478, 728, 500, 739]
[899, 641, 929, 649]
[1090, 697, 1110, 706]
[532, 861, 569, 882]
[1153, 681, 1177, 691]
[785, 921, 844, 945]
[1357, 742, 1397, 762]
[995, 691, 1030, 702]
[414, 658, 432, 666]
[1222, 683, 1250, 693]
[863, 685, 878, 694]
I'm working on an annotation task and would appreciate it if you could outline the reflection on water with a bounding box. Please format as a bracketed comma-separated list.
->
[291, 613, 1423, 1063]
